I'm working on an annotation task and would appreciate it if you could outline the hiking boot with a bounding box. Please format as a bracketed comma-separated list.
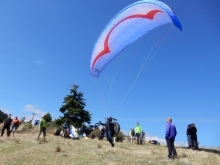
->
[172, 155, 178, 159]
[111, 143, 114, 147]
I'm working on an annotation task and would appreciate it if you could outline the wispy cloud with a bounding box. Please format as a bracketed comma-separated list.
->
[23, 104, 45, 115]
[0, 107, 10, 114]
[35, 60, 41, 65]
[23, 104, 47, 121]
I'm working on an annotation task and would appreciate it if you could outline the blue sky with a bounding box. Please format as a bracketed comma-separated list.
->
[0, 0, 219, 147]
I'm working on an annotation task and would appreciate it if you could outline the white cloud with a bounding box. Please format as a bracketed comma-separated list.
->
[23, 104, 45, 115]
[23, 104, 47, 121]
[0, 107, 10, 114]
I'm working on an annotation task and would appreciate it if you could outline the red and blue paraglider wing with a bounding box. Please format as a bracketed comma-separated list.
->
[90, 0, 182, 78]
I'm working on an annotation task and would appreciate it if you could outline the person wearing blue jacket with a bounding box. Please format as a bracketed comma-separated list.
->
[165, 117, 177, 160]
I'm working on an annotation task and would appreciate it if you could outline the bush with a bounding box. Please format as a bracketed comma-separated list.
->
[117, 131, 125, 140]
[18, 123, 33, 133]
[46, 121, 61, 134]
[91, 129, 101, 138]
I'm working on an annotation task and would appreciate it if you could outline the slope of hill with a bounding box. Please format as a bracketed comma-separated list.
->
[0, 131, 219, 165]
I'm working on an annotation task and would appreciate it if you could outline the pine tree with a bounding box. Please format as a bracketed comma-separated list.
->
[56, 83, 91, 129]
[44, 113, 52, 123]
[0, 110, 7, 122]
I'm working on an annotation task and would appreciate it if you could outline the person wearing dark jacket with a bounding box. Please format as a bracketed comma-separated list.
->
[129, 128, 135, 143]
[191, 123, 198, 150]
[62, 120, 70, 138]
[99, 126, 105, 140]
[99, 117, 114, 147]
[186, 124, 192, 148]
[1, 114, 12, 137]
[79, 123, 85, 138]
[165, 117, 177, 160]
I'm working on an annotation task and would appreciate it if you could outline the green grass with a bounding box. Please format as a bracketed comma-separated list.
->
[0, 131, 219, 165]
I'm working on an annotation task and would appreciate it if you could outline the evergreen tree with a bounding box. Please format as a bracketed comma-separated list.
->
[0, 110, 7, 122]
[56, 83, 91, 128]
[44, 113, 52, 123]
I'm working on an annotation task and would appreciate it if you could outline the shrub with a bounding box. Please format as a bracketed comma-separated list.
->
[97, 144, 102, 148]
[19, 123, 33, 133]
[56, 146, 61, 152]
[117, 131, 125, 140]
[46, 121, 59, 134]
[91, 129, 101, 138]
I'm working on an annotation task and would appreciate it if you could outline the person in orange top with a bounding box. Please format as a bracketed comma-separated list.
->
[10, 117, 20, 136]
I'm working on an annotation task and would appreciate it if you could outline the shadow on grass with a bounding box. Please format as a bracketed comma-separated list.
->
[198, 148, 220, 155]
[38, 138, 50, 144]
[178, 146, 220, 155]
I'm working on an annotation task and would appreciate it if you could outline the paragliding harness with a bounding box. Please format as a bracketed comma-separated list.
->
[98, 117, 120, 137]
[110, 121, 120, 137]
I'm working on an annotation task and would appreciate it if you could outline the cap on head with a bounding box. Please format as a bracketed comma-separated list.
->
[42, 115, 45, 118]
[166, 117, 172, 122]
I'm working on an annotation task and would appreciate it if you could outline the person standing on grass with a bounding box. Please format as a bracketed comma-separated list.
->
[99, 126, 105, 140]
[186, 124, 192, 148]
[99, 117, 115, 147]
[10, 116, 21, 136]
[165, 117, 177, 160]
[135, 122, 143, 145]
[191, 123, 198, 150]
[79, 123, 85, 139]
[37, 115, 46, 140]
[1, 114, 12, 137]
[129, 128, 135, 143]
[62, 120, 70, 138]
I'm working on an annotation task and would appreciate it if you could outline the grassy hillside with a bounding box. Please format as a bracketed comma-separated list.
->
[0, 126, 219, 165]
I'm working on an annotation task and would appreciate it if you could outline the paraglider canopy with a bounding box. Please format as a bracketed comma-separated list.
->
[90, 0, 182, 78]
